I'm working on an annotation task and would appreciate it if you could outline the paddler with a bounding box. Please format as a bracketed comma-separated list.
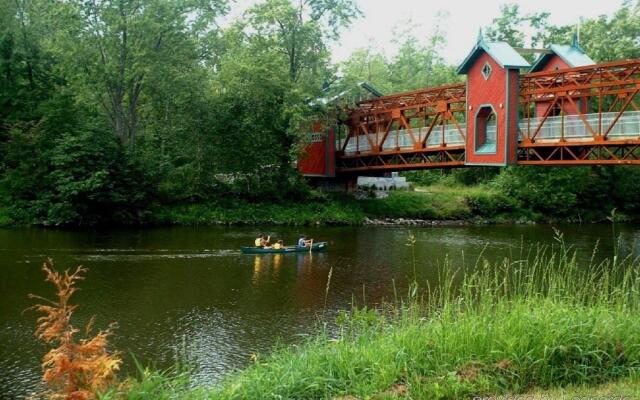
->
[254, 234, 270, 248]
[297, 235, 313, 248]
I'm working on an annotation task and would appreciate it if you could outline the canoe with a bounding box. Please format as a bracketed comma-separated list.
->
[241, 242, 328, 254]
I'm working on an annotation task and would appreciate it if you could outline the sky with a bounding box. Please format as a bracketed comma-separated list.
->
[226, 0, 625, 65]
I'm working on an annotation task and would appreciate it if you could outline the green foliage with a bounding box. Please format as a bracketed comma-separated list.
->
[1, 96, 154, 225]
[494, 167, 591, 218]
[402, 165, 640, 223]
[335, 16, 459, 99]
[610, 167, 640, 212]
[573, 1, 640, 62]
[450, 167, 501, 186]
[485, 3, 550, 55]
[488, 1, 640, 63]
[490, 166, 639, 221]
[0, 0, 361, 223]
[155, 197, 365, 226]
[464, 190, 519, 218]
[402, 170, 447, 186]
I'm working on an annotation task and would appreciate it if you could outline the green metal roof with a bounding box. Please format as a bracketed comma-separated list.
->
[529, 41, 595, 72]
[457, 33, 530, 74]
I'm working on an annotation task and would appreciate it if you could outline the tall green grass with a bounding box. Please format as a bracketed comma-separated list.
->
[111, 233, 640, 399]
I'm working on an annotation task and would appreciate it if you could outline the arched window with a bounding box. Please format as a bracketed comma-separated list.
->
[475, 105, 497, 153]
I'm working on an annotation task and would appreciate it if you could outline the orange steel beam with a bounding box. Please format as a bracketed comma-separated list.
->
[336, 146, 466, 173]
[352, 82, 466, 115]
[517, 143, 640, 164]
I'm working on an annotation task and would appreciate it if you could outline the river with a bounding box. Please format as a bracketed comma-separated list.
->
[1, 224, 638, 397]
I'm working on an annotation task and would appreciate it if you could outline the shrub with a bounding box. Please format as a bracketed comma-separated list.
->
[465, 191, 519, 217]
[29, 259, 121, 399]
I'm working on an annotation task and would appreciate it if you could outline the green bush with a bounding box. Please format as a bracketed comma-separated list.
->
[1, 95, 155, 226]
[493, 167, 590, 217]
[465, 191, 519, 218]
[451, 167, 501, 185]
[402, 170, 448, 186]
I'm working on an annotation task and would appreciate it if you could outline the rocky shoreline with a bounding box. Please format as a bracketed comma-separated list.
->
[363, 217, 472, 226]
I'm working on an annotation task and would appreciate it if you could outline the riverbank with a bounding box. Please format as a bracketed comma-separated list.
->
[150, 183, 580, 226]
[108, 240, 640, 399]
[0, 182, 633, 227]
[131, 184, 536, 226]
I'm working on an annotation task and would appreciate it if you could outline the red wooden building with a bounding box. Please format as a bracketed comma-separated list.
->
[456, 33, 530, 166]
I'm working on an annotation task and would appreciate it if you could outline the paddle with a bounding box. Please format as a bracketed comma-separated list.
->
[309, 238, 313, 253]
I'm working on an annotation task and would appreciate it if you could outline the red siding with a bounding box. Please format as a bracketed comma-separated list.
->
[465, 53, 510, 165]
[507, 69, 519, 163]
[298, 122, 335, 177]
[541, 54, 570, 71]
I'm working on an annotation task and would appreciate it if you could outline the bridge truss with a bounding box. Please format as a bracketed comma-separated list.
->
[333, 59, 640, 173]
[336, 83, 467, 173]
[518, 59, 640, 165]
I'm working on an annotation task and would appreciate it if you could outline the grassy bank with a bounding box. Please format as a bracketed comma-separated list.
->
[151, 184, 530, 226]
[109, 236, 640, 399]
[360, 183, 531, 222]
[0, 181, 628, 227]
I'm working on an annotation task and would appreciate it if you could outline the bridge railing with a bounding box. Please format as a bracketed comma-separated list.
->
[337, 110, 640, 154]
[338, 125, 466, 155]
[519, 110, 640, 142]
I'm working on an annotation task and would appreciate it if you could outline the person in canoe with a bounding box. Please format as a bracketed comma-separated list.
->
[273, 240, 285, 250]
[254, 234, 271, 248]
[297, 235, 313, 248]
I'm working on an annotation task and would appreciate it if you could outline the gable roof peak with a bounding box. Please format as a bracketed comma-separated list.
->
[529, 33, 594, 72]
[457, 37, 530, 74]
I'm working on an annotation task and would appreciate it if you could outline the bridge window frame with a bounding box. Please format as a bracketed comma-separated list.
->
[474, 104, 498, 154]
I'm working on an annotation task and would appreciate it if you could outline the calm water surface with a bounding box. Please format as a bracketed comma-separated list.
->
[1, 224, 639, 398]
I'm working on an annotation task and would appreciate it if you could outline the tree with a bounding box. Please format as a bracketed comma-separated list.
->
[48, 0, 228, 145]
[387, 15, 459, 92]
[207, 0, 360, 196]
[578, 1, 640, 62]
[0, 0, 55, 135]
[246, 0, 360, 84]
[485, 3, 550, 57]
[336, 15, 459, 101]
